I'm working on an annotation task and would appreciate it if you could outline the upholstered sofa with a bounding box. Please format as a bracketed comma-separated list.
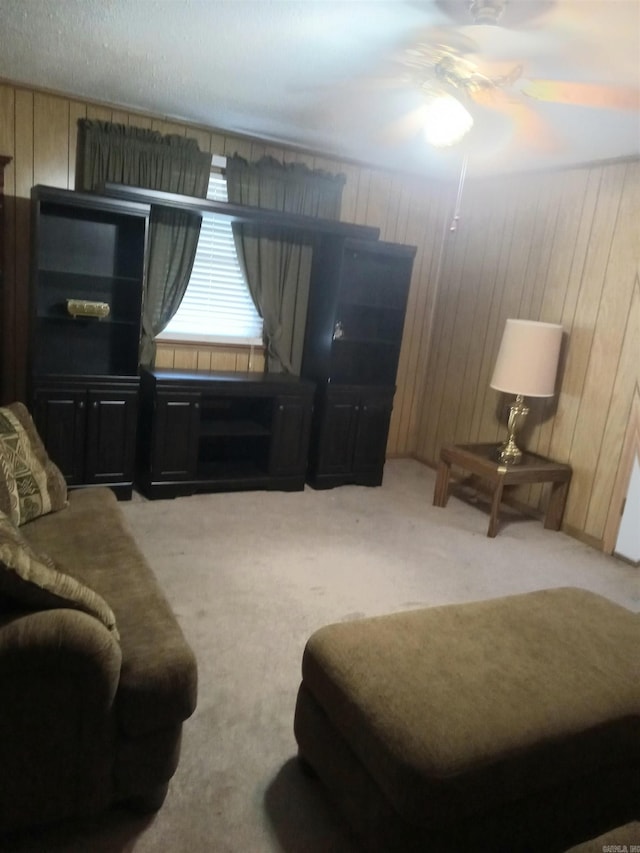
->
[0, 402, 198, 833]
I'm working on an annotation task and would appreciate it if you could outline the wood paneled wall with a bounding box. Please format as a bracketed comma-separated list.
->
[154, 341, 265, 373]
[415, 160, 639, 547]
[1, 79, 637, 550]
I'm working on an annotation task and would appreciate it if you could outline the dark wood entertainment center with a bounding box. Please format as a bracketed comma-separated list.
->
[137, 368, 315, 497]
[28, 183, 416, 498]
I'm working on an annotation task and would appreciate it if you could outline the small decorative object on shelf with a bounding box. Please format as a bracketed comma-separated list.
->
[66, 299, 111, 320]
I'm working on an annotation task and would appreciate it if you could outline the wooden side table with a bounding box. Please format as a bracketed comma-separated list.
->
[433, 443, 572, 538]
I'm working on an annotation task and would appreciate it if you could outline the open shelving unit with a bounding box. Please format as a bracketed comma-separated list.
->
[301, 236, 416, 487]
[196, 395, 273, 480]
[30, 186, 150, 498]
[31, 194, 146, 377]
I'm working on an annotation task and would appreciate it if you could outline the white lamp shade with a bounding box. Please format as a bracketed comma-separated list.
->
[490, 319, 563, 398]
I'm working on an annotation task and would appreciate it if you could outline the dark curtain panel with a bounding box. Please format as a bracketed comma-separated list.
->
[76, 120, 211, 366]
[226, 155, 345, 374]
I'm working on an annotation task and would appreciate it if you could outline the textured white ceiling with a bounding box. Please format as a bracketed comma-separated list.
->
[0, 0, 638, 178]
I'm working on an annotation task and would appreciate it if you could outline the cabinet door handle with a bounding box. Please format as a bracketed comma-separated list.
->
[92, 401, 98, 409]
[78, 401, 85, 409]
[278, 404, 284, 412]
[194, 402, 200, 409]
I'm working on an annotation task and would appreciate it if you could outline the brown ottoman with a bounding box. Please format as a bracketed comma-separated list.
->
[294, 588, 640, 852]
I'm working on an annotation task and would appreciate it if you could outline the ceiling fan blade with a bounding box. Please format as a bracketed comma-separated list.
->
[519, 80, 640, 111]
[398, 25, 479, 60]
[471, 89, 560, 153]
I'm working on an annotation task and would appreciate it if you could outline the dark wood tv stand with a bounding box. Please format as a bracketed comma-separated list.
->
[137, 368, 315, 498]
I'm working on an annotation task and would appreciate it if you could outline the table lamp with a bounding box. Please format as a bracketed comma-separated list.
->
[490, 319, 563, 464]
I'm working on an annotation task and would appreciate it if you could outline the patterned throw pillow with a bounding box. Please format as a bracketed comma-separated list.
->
[0, 510, 119, 641]
[0, 402, 67, 526]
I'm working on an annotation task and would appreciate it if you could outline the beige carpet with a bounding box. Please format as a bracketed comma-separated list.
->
[2, 459, 638, 852]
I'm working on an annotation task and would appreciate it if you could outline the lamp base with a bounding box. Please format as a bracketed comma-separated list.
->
[496, 394, 529, 465]
[497, 437, 523, 465]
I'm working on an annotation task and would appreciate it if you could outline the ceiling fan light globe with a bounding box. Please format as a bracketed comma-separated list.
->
[423, 94, 474, 147]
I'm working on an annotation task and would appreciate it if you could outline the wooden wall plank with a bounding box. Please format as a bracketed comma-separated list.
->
[209, 131, 226, 156]
[86, 104, 112, 122]
[459, 182, 508, 445]
[468, 178, 523, 447]
[154, 345, 175, 368]
[602, 384, 640, 553]
[0, 85, 16, 403]
[549, 164, 627, 531]
[224, 136, 252, 159]
[566, 161, 637, 533]
[587, 280, 639, 540]
[209, 349, 242, 371]
[547, 166, 605, 461]
[196, 348, 212, 371]
[128, 114, 153, 131]
[110, 109, 131, 126]
[534, 168, 590, 459]
[406, 184, 453, 456]
[33, 93, 68, 188]
[353, 168, 372, 224]
[172, 346, 199, 370]
[0, 85, 15, 163]
[449, 184, 495, 445]
[338, 163, 361, 224]
[187, 127, 212, 154]
[12, 89, 34, 402]
[151, 119, 186, 137]
[363, 170, 393, 233]
[431, 189, 484, 454]
[68, 101, 86, 189]
[389, 184, 450, 455]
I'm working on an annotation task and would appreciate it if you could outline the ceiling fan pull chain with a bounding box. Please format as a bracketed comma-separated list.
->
[450, 153, 469, 232]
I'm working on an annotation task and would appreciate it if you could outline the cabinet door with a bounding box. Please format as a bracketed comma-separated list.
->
[269, 394, 312, 477]
[152, 392, 200, 480]
[32, 388, 86, 484]
[352, 390, 394, 482]
[85, 389, 139, 485]
[314, 390, 360, 476]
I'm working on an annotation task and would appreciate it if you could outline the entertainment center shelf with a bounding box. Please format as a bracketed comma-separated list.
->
[137, 368, 315, 498]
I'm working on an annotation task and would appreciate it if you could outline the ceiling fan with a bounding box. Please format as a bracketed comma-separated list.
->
[383, 0, 639, 151]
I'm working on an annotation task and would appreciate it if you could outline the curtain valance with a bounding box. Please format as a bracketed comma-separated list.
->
[76, 120, 212, 366]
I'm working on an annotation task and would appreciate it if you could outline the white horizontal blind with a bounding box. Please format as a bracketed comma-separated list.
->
[158, 171, 263, 344]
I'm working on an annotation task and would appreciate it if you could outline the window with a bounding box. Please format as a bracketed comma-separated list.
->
[158, 169, 263, 345]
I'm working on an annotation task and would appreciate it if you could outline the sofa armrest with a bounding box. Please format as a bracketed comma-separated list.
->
[0, 608, 122, 699]
[0, 608, 123, 830]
